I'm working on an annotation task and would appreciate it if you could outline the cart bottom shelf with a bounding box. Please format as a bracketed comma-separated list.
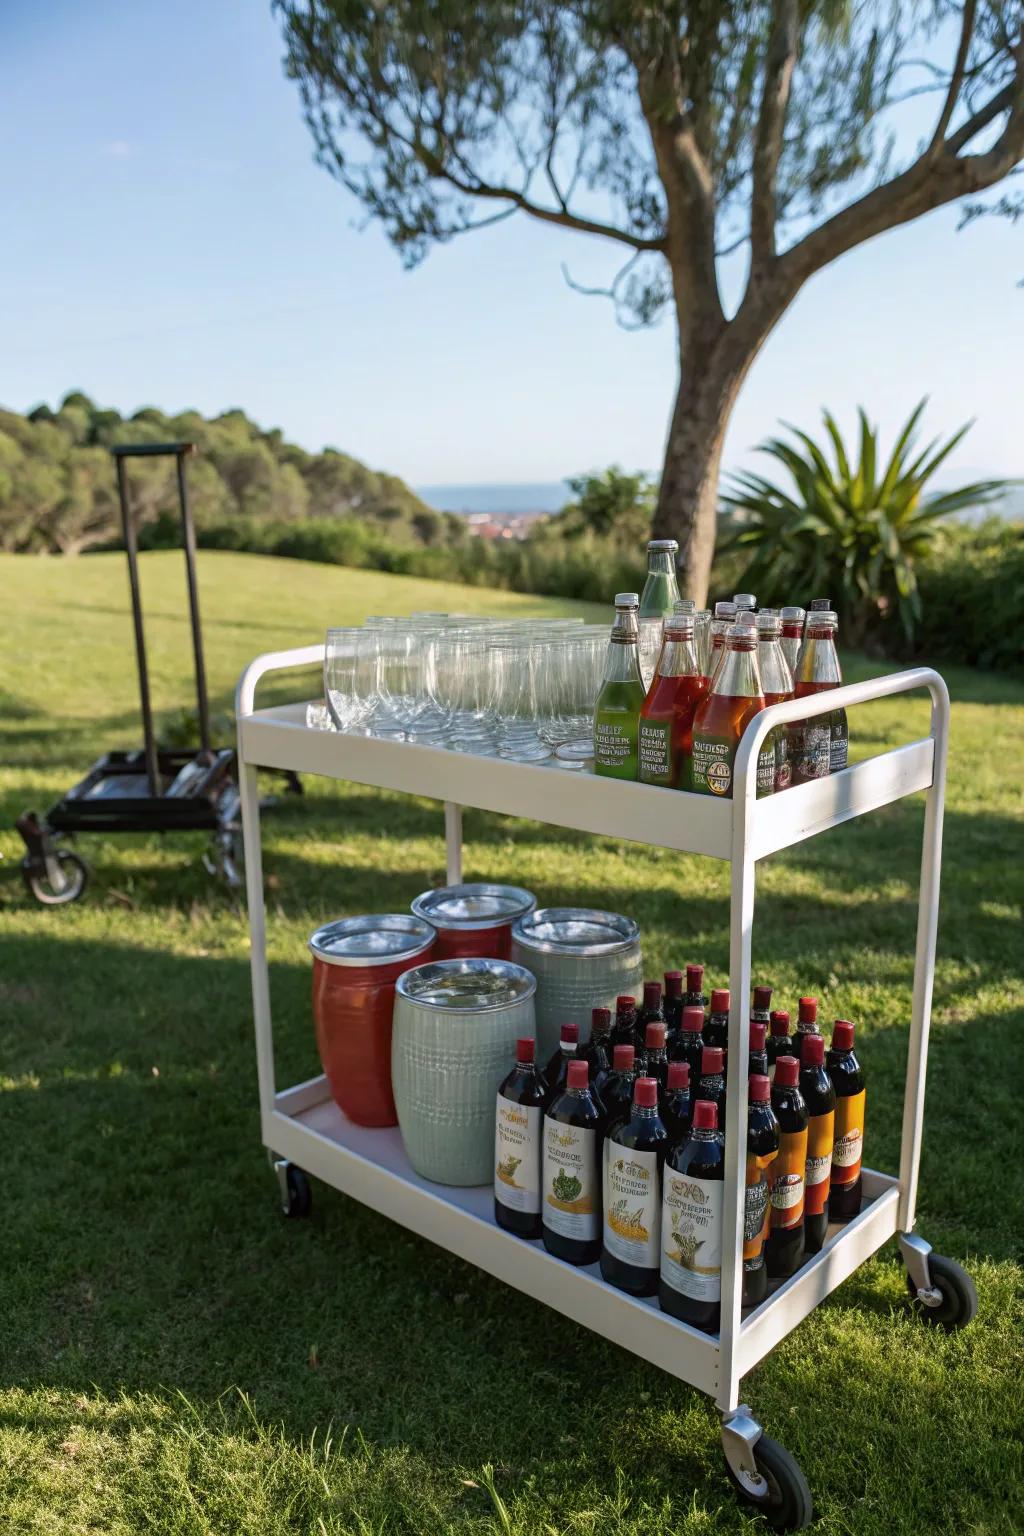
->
[265, 1078, 901, 1402]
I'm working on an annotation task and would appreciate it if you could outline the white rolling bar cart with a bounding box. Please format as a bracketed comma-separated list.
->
[236, 648, 974, 1532]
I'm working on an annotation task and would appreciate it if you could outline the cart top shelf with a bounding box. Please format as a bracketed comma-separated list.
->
[236, 648, 948, 864]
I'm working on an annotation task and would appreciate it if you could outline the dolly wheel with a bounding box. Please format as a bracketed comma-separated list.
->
[906, 1253, 978, 1332]
[278, 1163, 312, 1219]
[21, 849, 89, 907]
[724, 1433, 814, 1532]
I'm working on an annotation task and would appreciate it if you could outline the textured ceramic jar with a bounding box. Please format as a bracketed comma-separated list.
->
[392, 958, 537, 1185]
[410, 883, 536, 961]
[511, 908, 643, 1062]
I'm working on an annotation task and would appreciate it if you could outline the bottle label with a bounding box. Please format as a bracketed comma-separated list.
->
[604, 1145, 661, 1268]
[638, 718, 675, 787]
[743, 1153, 776, 1263]
[792, 720, 831, 781]
[832, 1090, 866, 1185]
[803, 1110, 835, 1217]
[691, 733, 734, 797]
[542, 1119, 599, 1240]
[755, 738, 776, 797]
[494, 1096, 541, 1214]
[769, 1128, 808, 1229]
[660, 1172, 723, 1300]
[772, 727, 792, 791]
[594, 713, 640, 779]
[829, 714, 849, 773]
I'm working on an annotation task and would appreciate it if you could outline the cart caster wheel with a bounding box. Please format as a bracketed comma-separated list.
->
[21, 849, 89, 906]
[906, 1253, 978, 1332]
[276, 1162, 312, 1219]
[723, 1426, 813, 1532]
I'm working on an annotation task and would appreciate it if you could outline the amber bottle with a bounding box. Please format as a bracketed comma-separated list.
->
[827, 1021, 866, 1219]
[692, 624, 774, 798]
[743, 1073, 780, 1307]
[765, 1056, 808, 1278]
[800, 1033, 836, 1253]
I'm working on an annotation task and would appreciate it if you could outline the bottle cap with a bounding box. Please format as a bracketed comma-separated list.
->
[714, 601, 737, 620]
[664, 969, 683, 997]
[642, 980, 663, 1009]
[774, 1055, 799, 1087]
[832, 1019, 856, 1051]
[801, 1033, 825, 1066]
[733, 593, 757, 610]
[591, 1006, 611, 1034]
[749, 1074, 770, 1103]
[685, 964, 704, 991]
[647, 539, 678, 553]
[798, 996, 818, 1025]
[674, 597, 697, 614]
[567, 1060, 589, 1090]
[515, 1038, 535, 1064]
[727, 623, 757, 647]
[770, 1009, 790, 1036]
[667, 1061, 689, 1090]
[701, 1045, 724, 1075]
[756, 610, 781, 636]
[749, 1020, 766, 1051]
[614, 592, 639, 608]
[752, 985, 773, 1010]
[781, 605, 805, 624]
[807, 610, 838, 631]
[616, 994, 636, 1013]
[681, 1005, 705, 1033]
[692, 1099, 718, 1130]
[560, 1022, 580, 1045]
[634, 1076, 659, 1108]
[810, 597, 832, 610]
[710, 988, 729, 1013]
[645, 1021, 667, 1049]
[612, 1044, 635, 1072]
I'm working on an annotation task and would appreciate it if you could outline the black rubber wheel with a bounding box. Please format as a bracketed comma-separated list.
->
[282, 1165, 312, 1219]
[21, 849, 89, 907]
[725, 1432, 814, 1532]
[906, 1252, 978, 1332]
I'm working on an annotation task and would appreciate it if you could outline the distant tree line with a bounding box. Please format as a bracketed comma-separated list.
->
[0, 391, 466, 556]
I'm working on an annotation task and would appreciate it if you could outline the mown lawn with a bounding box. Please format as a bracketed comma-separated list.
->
[1, 549, 1021, 1536]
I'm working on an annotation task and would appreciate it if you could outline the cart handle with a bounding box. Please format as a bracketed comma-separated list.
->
[236, 643, 326, 720]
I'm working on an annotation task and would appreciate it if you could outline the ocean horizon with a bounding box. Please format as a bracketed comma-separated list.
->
[415, 481, 571, 515]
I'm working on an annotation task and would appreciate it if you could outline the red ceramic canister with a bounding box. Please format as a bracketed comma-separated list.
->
[410, 883, 536, 962]
[309, 914, 436, 1127]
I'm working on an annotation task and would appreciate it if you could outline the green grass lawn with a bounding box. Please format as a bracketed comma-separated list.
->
[1, 550, 1021, 1536]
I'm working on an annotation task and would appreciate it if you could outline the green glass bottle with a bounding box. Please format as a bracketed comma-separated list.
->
[594, 593, 645, 780]
[638, 540, 682, 687]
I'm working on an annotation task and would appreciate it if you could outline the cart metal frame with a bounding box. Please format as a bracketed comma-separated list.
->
[235, 648, 952, 1517]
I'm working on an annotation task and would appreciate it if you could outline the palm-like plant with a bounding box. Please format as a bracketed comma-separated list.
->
[722, 402, 1009, 641]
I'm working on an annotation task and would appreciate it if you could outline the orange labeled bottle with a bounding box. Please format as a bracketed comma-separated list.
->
[799, 1033, 836, 1253]
[790, 609, 844, 784]
[743, 1073, 780, 1307]
[765, 1055, 808, 1278]
[691, 624, 775, 799]
[828, 1020, 866, 1219]
[779, 606, 805, 675]
[706, 600, 738, 685]
[638, 608, 708, 789]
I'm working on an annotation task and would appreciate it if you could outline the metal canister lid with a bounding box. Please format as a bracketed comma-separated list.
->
[309, 914, 436, 968]
[512, 907, 640, 957]
[410, 883, 536, 932]
[396, 957, 537, 1011]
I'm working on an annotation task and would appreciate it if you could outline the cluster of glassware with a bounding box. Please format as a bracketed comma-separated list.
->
[314, 614, 609, 767]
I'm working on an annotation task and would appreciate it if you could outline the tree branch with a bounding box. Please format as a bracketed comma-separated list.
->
[927, 0, 977, 155]
[750, 0, 799, 266]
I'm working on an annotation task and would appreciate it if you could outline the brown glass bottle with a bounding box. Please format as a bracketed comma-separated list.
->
[748, 1019, 768, 1079]
[659, 1099, 725, 1331]
[692, 624, 774, 798]
[765, 1056, 808, 1278]
[639, 1020, 670, 1090]
[601, 1043, 639, 1141]
[800, 1033, 836, 1253]
[610, 994, 638, 1054]
[743, 1074, 780, 1307]
[495, 1038, 546, 1239]
[661, 1061, 691, 1147]
[663, 970, 683, 1032]
[543, 1022, 580, 1110]
[791, 610, 844, 783]
[601, 1078, 669, 1296]
[766, 1010, 791, 1081]
[697, 1045, 727, 1129]
[827, 1020, 866, 1219]
[542, 1060, 603, 1266]
[671, 1004, 706, 1087]
[703, 988, 730, 1069]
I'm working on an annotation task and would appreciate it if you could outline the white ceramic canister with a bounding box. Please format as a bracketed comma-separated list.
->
[511, 908, 642, 1062]
[392, 958, 537, 1186]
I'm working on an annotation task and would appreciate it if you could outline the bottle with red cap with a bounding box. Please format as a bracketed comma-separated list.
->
[703, 988, 730, 1067]
[827, 1020, 866, 1219]
[638, 1020, 670, 1090]
[543, 1022, 580, 1111]
[663, 970, 684, 1032]
[581, 1007, 612, 1102]
[765, 1056, 808, 1278]
[743, 1074, 781, 1307]
[697, 1045, 727, 1127]
[796, 995, 820, 1045]
[748, 1019, 768, 1079]
[751, 984, 773, 1032]
[766, 1010, 792, 1082]
[601, 1043, 639, 1141]
[542, 1059, 603, 1266]
[661, 1061, 692, 1147]
[659, 1098, 725, 1330]
[670, 1003, 706, 1081]
[494, 1037, 546, 1239]
[635, 980, 666, 1050]
[800, 1033, 836, 1253]
[601, 1077, 669, 1296]
[683, 964, 707, 1016]
[610, 994, 638, 1054]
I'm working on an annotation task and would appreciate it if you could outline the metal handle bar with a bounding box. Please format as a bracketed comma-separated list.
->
[236, 643, 326, 719]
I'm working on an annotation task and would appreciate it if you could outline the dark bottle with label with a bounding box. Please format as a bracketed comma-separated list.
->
[581, 1007, 612, 1104]
[661, 1061, 691, 1147]
[671, 1004, 706, 1084]
[601, 1043, 639, 1141]
[827, 1021, 866, 1220]
[765, 1056, 808, 1278]
[748, 1019, 768, 1079]
[796, 995, 820, 1046]
[639, 1021, 670, 1090]
[800, 1033, 836, 1253]
[751, 985, 773, 1030]
[743, 1074, 780, 1307]
[684, 964, 707, 1016]
[542, 1060, 603, 1266]
[697, 1045, 727, 1129]
[494, 1037, 546, 1240]
[659, 1099, 725, 1331]
[610, 994, 638, 1054]
[767, 1010, 791, 1081]
[636, 980, 665, 1050]
[601, 1077, 669, 1297]
[663, 970, 684, 1032]
[704, 988, 730, 1070]
[543, 1022, 580, 1110]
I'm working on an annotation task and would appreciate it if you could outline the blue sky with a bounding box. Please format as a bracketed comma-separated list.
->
[2, 0, 1022, 489]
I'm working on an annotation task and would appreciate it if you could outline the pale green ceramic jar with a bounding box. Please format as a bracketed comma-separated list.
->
[511, 908, 643, 1062]
[392, 958, 537, 1186]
